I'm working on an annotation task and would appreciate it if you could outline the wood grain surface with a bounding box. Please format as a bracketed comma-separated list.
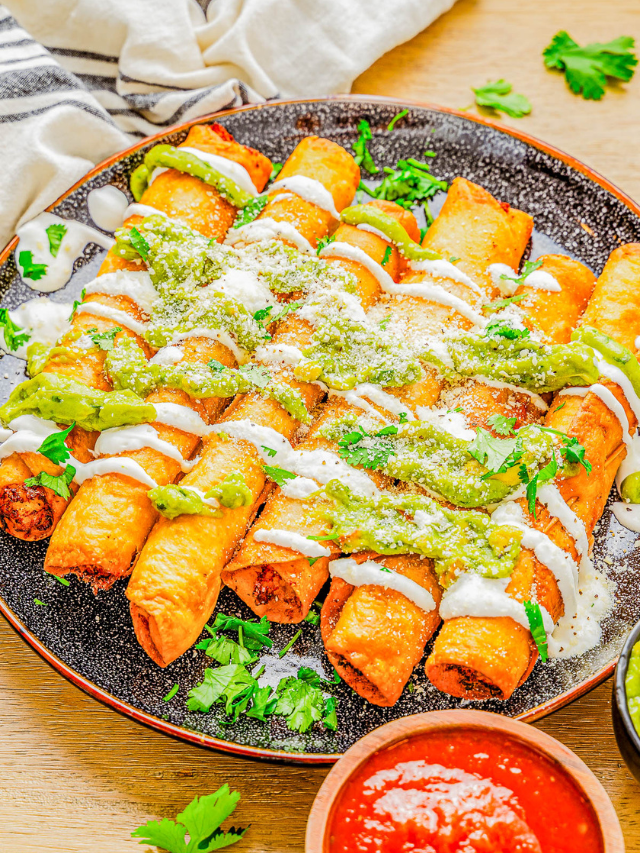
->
[1, 0, 640, 850]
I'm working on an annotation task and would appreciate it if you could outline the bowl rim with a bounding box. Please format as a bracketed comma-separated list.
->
[614, 619, 640, 755]
[305, 708, 624, 852]
[1, 94, 640, 763]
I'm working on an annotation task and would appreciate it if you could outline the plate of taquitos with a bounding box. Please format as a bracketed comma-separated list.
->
[1, 95, 640, 762]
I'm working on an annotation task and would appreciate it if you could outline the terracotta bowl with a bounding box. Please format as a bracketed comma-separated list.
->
[306, 709, 624, 852]
[612, 619, 640, 784]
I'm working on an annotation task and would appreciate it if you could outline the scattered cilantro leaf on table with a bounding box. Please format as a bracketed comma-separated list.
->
[0, 308, 30, 351]
[45, 223, 67, 257]
[270, 163, 283, 181]
[387, 109, 408, 131]
[543, 31, 638, 100]
[131, 784, 247, 852]
[18, 250, 47, 281]
[472, 79, 532, 117]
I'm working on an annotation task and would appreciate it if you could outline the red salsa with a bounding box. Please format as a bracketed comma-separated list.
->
[330, 728, 603, 853]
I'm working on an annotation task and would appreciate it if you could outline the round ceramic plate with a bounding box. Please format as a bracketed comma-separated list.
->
[1, 96, 639, 763]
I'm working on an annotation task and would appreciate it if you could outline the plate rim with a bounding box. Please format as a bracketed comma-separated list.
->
[0, 93, 636, 764]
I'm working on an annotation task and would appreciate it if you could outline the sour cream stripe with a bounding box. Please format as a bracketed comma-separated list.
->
[152, 402, 214, 437]
[178, 147, 259, 195]
[329, 557, 436, 613]
[74, 302, 148, 336]
[319, 241, 394, 290]
[270, 176, 340, 219]
[225, 218, 314, 254]
[409, 259, 483, 295]
[561, 385, 631, 445]
[254, 528, 330, 558]
[595, 356, 640, 422]
[94, 424, 195, 472]
[84, 270, 159, 316]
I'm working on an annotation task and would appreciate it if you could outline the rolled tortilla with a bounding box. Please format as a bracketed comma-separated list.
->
[425, 244, 640, 700]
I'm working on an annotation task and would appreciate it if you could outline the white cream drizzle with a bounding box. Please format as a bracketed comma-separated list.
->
[546, 565, 612, 659]
[612, 502, 640, 532]
[150, 346, 183, 366]
[471, 376, 548, 411]
[595, 355, 640, 422]
[328, 384, 413, 421]
[415, 407, 476, 441]
[225, 217, 314, 254]
[84, 269, 159, 316]
[356, 223, 392, 242]
[15, 212, 114, 293]
[253, 528, 330, 558]
[209, 419, 379, 499]
[94, 424, 194, 472]
[87, 185, 129, 232]
[491, 500, 579, 619]
[152, 402, 213, 437]
[148, 167, 168, 186]
[329, 557, 436, 613]
[487, 263, 561, 294]
[1, 297, 73, 360]
[123, 203, 169, 221]
[560, 386, 631, 445]
[74, 302, 148, 337]
[178, 146, 259, 195]
[409, 259, 483, 295]
[170, 328, 248, 365]
[270, 176, 340, 219]
[319, 242, 394, 290]
[536, 483, 590, 567]
[254, 343, 304, 367]
[439, 573, 554, 633]
[210, 268, 276, 314]
[384, 280, 487, 328]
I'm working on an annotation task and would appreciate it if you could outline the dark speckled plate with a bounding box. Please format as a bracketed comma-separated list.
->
[1, 96, 640, 763]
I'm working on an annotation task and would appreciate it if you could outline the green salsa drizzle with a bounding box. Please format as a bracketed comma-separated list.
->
[340, 204, 442, 261]
[625, 639, 640, 737]
[314, 479, 522, 581]
[0, 373, 156, 431]
[129, 144, 254, 207]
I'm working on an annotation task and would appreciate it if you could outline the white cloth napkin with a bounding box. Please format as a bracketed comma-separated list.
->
[0, 0, 456, 249]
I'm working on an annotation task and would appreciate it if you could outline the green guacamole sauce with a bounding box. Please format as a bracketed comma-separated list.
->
[341, 205, 442, 261]
[573, 325, 640, 401]
[316, 480, 522, 581]
[129, 144, 254, 208]
[0, 373, 156, 431]
[625, 639, 640, 737]
[148, 472, 252, 519]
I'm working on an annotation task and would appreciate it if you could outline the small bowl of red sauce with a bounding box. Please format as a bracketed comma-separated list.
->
[306, 709, 623, 853]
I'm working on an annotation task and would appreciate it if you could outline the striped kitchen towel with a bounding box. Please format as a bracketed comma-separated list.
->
[0, 0, 456, 249]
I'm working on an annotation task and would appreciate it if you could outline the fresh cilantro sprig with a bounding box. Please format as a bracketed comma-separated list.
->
[352, 118, 378, 175]
[487, 414, 517, 436]
[501, 259, 543, 287]
[68, 288, 86, 321]
[543, 31, 638, 100]
[233, 194, 268, 229]
[37, 422, 75, 465]
[359, 154, 447, 213]
[263, 465, 297, 487]
[473, 79, 532, 118]
[524, 600, 549, 662]
[0, 308, 30, 352]
[46, 223, 67, 257]
[316, 234, 336, 255]
[208, 359, 226, 373]
[381, 246, 392, 266]
[238, 363, 271, 389]
[131, 784, 247, 852]
[270, 163, 283, 181]
[86, 326, 122, 351]
[129, 226, 150, 260]
[468, 428, 519, 475]
[24, 467, 75, 500]
[483, 293, 526, 314]
[387, 109, 409, 131]
[18, 251, 47, 281]
[337, 423, 398, 470]
[485, 318, 530, 340]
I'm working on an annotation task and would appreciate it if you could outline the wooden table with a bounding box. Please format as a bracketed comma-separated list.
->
[1, 0, 640, 849]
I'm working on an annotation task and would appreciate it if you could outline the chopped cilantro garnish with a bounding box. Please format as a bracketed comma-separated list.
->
[18, 251, 47, 281]
[486, 318, 530, 340]
[34, 598, 47, 606]
[501, 259, 543, 287]
[24, 466, 75, 500]
[37, 421, 75, 465]
[278, 628, 302, 659]
[304, 606, 320, 625]
[487, 414, 517, 436]
[524, 600, 549, 662]
[238, 363, 271, 389]
[398, 412, 409, 424]
[273, 667, 327, 733]
[211, 613, 272, 651]
[262, 445, 277, 458]
[387, 108, 409, 131]
[131, 784, 247, 852]
[253, 306, 273, 324]
[316, 234, 336, 255]
[359, 154, 447, 213]
[323, 695, 338, 731]
[473, 79, 532, 117]
[381, 246, 392, 266]
[484, 293, 527, 313]
[162, 683, 179, 702]
[352, 118, 378, 175]
[0, 308, 30, 352]
[270, 163, 283, 181]
[129, 226, 150, 260]
[524, 456, 558, 517]
[86, 326, 122, 351]
[468, 428, 519, 475]
[337, 423, 397, 470]
[46, 571, 70, 586]
[45, 223, 67, 257]
[68, 288, 86, 320]
[208, 359, 226, 372]
[379, 314, 391, 330]
[269, 300, 304, 325]
[263, 465, 297, 487]
[554, 402, 566, 413]
[233, 194, 268, 228]
[543, 31, 637, 100]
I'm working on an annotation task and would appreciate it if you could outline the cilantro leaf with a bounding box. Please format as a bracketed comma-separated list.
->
[24, 466, 75, 500]
[129, 226, 150, 260]
[212, 613, 272, 650]
[337, 423, 397, 470]
[269, 300, 304, 325]
[208, 359, 226, 372]
[379, 314, 391, 330]
[487, 414, 517, 436]
[525, 456, 558, 517]
[483, 293, 526, 314]
[46, 223, 67, 257]
[387, 109, 408, 131]
[263, 465, 297, 487]
[398, 412, 409, 424]
[253, 306, 273, 324]
[524, 600, 549, 662]
[468, 428, 520, 476]
[186, 664, 252, 714]
[87, 326, 122, 351]
[18, 250, 47, 281]
[261, 445, 277, 458]
[352, 118, 378, 175]
[473, 79, 532, 117]
[274, 671, 325, 733]
[238, 363, 271, 389]
[131, 784, 247, 853]
[69, 288, 86, 321]
[269, 163, 283, 181]
[233, 194, 268, 228]
[246, 684, 278, 721]
[543, 31, 638, 100]
[163, 683, 179, 702]
[501, 259, 543, 288]
[381, 246, 392, 267]
[304, 607, 320, 625]
[37, 422, 75, 465]
[359, 154, 447, 212]
[323, 696, 338, 731]
[205, 633, 256, 666]
[486, 318, 530, 340]
[0, 308, 30, 352]
[316, 235, 336, 255]
[562, 436, 592, 473]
